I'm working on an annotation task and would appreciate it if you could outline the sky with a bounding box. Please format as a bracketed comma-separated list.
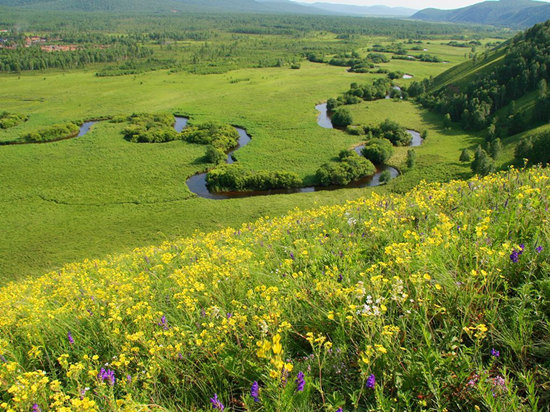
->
[290, 0, 550, 10]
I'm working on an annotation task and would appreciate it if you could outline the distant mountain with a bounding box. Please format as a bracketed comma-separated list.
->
[0, 0, 329, 13]
[0, 0, 417, 16]
[413, 0, 550, 27]
[300, 3, 416, 17]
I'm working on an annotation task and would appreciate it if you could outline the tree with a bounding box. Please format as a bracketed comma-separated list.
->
[471, 146, 495, 176]
[459, 149, 471, 162]
[489, 138, 502, 160]
[331, 107, 353, 128]
[406, 149, 416, 169]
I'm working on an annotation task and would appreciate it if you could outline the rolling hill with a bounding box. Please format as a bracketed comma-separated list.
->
[413, 0, 550, 27]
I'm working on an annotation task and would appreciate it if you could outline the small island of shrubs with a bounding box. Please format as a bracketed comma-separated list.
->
[316, 150, 376, 186]
[206, 164, 302, 192]
[23, 122, 80, 143]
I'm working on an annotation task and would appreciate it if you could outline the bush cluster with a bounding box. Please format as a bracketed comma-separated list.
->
[206, 164, 302, 192]
[316, 150, 376, 186]
[363, 119, 412, 146]
[327, 79, 393, 111]
[123, 113, 178, 143]
[181, 122, 240, 151]
[0, 112, 28, 129]
[23, 122, 80, 143]
[361, 138, 394, 165]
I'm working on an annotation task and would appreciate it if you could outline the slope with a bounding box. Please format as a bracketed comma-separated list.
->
[411, 19, 550, 136]
[0, 167, 548, 410]
[413, 0, 550, 28]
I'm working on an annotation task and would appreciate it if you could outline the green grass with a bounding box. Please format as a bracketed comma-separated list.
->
[0, 167, 548, 411]
[0, 36, 518, 280]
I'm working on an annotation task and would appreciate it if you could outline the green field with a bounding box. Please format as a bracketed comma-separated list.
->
[0, 23, 517, 280]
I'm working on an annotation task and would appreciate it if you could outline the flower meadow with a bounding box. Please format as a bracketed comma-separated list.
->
[0, 167, 549, 411]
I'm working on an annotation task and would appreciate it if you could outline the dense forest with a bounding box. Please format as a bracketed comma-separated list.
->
[0, 9, 508, 74]
[411, 20, 550, 138]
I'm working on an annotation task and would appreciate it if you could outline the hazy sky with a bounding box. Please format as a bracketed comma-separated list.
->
[291, 0, 550, 10]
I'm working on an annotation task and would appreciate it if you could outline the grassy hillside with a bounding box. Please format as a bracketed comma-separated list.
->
[0, 167, 548, 411]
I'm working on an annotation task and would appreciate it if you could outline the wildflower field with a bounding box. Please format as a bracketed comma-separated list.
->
[0, 167, 548, 411]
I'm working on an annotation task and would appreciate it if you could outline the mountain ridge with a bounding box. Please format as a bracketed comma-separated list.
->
[413, 0, 550, 27]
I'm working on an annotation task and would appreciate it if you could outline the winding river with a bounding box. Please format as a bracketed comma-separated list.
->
[185, 103, 419, 199]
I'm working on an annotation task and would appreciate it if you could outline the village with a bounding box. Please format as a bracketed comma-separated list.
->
[0, 31, 79, 51]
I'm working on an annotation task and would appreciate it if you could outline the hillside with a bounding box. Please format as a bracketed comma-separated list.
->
[0, 0, 330, 13]
[410, 19, 550, 137]
[0, 167, 548, 410]
[413, 0, 550, 28]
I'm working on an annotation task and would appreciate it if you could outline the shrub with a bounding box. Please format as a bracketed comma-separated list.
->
[0, 112, 28, 129]
[23, 122, 80, 143]
[206, 165, 302, 192]
[326, 98, 342, 112]
[378, 119, 412, 146]
[331, 107, 353, 128]
[471, 146, 495, 176]
[459, 149, 471, 162]
[123, 113, 180, 143]
[205, 145, 226, 164]
[407, 149, 416, 169]
[316, 151, 375, 186]
[379, 169, 392, 183]
[361, 138, 394, 165]
[182, 122, 239, 151]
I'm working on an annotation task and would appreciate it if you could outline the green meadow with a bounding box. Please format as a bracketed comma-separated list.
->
[0, 32, 515, 280]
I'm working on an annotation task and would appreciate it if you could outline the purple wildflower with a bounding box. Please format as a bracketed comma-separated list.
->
[68, 331, 74, 345]
[336, 409, 343, 412]
[127, 374, 132, 383]
[491, 348, 500, 358]
[158, 315, 168, 330]
[295, 371, 305, 392]
[510, 249, 520, 263]
[210, 393, 224, 411]
[250, 381, 260, 402]
[32, 404, 41, 412]
[226, 313, 233, 319]
[536, 246, 543, 253]
[98, 368, 116, 386]
[290, 252, 295, 260]
[366, 374, 376, 389]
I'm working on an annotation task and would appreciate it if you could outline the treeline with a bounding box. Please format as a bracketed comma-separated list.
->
[0, 43, 152, 72]
[0, 111, 28, 129]
[411, 20, 550, 138]
[206, 165, 302, 192]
